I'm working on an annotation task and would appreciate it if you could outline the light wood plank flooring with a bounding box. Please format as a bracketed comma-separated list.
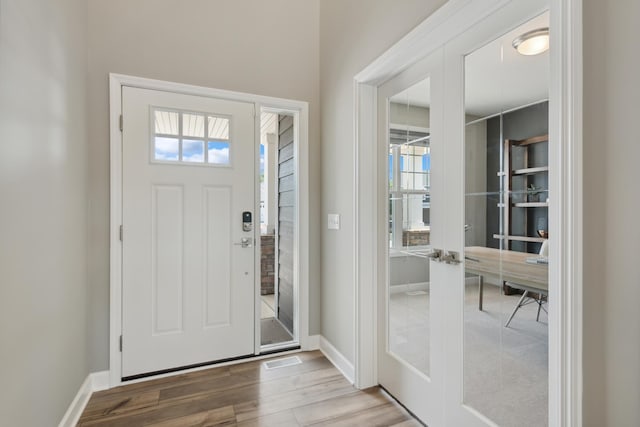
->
[78, 351, 421, 426]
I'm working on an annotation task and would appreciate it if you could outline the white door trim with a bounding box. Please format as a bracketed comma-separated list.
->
[353, 1, 583, 426]
[109, 73, 310, 388]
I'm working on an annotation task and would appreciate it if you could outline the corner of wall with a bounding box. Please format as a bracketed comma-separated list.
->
[319, 336, 355, 384]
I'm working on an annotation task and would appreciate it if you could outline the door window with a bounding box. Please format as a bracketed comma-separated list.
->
[152, 108, 231, 165]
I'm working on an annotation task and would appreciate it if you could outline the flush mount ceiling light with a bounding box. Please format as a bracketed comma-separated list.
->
[512, 27, 549, 56]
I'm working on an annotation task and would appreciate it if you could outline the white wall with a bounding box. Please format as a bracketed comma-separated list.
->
[86, 0, 321, 371]
[319, 0, 447, 363]
[583, 0, 640, 424]
[0, 0, 89, 425]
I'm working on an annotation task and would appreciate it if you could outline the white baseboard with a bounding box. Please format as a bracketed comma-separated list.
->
[319, 336, 355, 384]
[58, 371, 110, 427]
[58, 375, 92, 427]
[389, 281, 429, 294]
[91, 370, 110, 392]
[304, 334, 320, 350]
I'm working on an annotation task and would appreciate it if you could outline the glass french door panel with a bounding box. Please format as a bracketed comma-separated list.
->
[463, 12, 550, 427]
[387, 77, 431, 376]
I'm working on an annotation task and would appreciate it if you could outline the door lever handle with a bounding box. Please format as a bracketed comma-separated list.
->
[425, 248, 442, 261]
[234, 237, 253, 248]
[442, 250, 461, 265]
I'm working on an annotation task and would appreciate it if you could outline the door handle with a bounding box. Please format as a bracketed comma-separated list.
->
[442, 250, 462, 265]
[425, 248, 442, 261]
[234, 237, 253, 248]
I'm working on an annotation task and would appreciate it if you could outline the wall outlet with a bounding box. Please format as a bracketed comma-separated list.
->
[328, 214, 340, 230]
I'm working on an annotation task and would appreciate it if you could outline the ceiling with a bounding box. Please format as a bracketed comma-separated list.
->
[389, 11, 549, 118]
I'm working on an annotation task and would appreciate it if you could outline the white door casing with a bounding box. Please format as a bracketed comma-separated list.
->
[121, 86, 255, 378]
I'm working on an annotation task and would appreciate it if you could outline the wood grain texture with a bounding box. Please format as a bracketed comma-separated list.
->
[465, 246, 548, 291]
[78, 351, 418, 426]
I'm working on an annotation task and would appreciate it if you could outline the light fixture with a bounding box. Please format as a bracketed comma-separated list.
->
[512, 27, 549, 56]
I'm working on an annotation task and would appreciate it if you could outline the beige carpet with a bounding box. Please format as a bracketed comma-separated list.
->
[389, 280, 548, 427]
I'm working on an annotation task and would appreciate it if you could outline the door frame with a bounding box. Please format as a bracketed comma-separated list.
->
[109, 73, 310, 388]
[352, 0, 583, 425]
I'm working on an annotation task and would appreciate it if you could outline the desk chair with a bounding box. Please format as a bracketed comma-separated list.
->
[504, 240, 548, 327]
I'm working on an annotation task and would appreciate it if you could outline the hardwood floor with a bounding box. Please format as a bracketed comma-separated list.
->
[78, 351, 421, 426]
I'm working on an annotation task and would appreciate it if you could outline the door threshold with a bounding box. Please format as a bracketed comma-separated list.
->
[379, 386, 427, 426]
[260, 343, 301, 356]
[119, 347, 305, 386]
[122, 353, 256, 381]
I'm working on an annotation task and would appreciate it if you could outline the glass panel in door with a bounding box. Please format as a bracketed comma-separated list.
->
[377, 49, 444, 426]
[463, 12, 550, 426]
[388, 78, 432, 376]
[259, 111, 297, 350]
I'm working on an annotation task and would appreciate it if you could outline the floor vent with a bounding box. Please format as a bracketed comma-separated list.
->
[406, 290, 428, 296]
[263, 356, 302, 370]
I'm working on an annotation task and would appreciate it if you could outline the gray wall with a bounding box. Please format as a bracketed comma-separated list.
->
[390, 102, 431, 129]
[485, 102, 548, 253]
[277, 115, 295, 333]
[319, 0, 447, 363]
[465, 119, 487, 248]
[0, 0, 89, 425]
[583, 0, 640, 424]
[86, 0, 321, 371]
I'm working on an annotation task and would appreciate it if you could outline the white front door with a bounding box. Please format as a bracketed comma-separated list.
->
[121, 86, 256, 378]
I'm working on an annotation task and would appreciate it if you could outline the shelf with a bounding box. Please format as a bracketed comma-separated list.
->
[493, 234, 546, 243]
[513, 202, 549, 208]
[512, 134, 549, 146]
[502, 129, 549, 251]
[512, 166, 549, 175]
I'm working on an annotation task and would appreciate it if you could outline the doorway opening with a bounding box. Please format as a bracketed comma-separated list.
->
[109, 74, 310, 388]
[353, 0, 582, 424]
[259, 110, 298, 351]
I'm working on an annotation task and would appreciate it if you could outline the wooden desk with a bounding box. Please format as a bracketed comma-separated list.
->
[464, 246, 548, 311]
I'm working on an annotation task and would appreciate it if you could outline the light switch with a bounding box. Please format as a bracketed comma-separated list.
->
[328, 214, 340, 230]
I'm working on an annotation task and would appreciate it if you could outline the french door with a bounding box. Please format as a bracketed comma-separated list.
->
[377, 49, 445, 426]
[121, 86, 256, 378]
[377, 1, 551, 425]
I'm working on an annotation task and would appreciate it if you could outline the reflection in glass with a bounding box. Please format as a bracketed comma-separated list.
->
[463, 12, 549, 427]
[387, 77, 431, 376]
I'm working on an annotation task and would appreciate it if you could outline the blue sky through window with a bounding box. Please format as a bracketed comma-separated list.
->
[260, 144, 265, 174]
[183, 139, 204, 162]
[154, 137, 179, 160]
[207, 141, 229, 164]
